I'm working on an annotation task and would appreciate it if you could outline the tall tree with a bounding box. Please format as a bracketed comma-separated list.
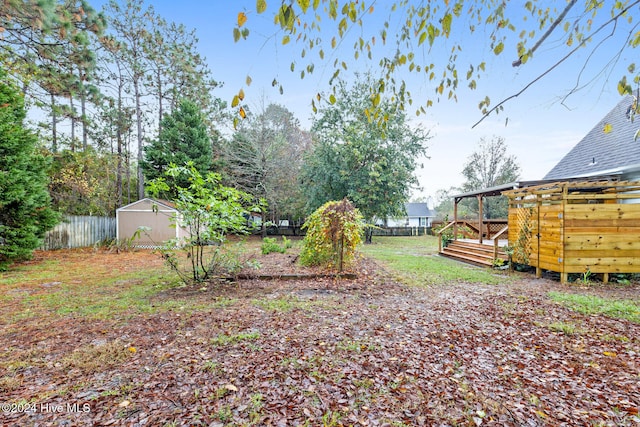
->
[143, 17, 221, 132]
[301, 76, 429, 242]
[104, 0, 155, 200]
[0, 69, 58, 270]
[141, 99, 212, 199]
[461, 136, 521, 219]
[223, 102, 311, 234]
[1, 0, 105, 155]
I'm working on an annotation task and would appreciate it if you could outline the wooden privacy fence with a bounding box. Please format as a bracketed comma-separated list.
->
[504, 180, 640, 283]
[41, 215, 116, 250]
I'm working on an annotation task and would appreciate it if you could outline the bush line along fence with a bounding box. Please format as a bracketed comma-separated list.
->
[41, 215, 116, 250]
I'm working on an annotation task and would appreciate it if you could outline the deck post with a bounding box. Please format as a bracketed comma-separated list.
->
[477, 195, 483, 244]
[453, 198, 459, 241]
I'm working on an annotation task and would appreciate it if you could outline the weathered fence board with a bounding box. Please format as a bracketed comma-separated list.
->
[41, 215, 116, 250]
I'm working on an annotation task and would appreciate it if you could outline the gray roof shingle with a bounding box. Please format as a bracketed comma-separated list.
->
[405, 202, 436, 218]
[544, 96, 640, 179]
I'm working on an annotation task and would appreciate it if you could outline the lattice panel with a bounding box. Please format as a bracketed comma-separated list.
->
[510, 206, 534, 264]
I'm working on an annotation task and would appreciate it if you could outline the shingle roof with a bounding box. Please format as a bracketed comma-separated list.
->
[544, 96, 640, 179]
[405, 202, 436, 218]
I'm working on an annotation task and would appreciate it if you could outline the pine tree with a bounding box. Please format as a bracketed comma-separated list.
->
[0, 70, 58, 270]
[141, 99, 212, 199]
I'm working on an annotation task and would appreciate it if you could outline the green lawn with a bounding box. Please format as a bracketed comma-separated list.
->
[360, 235, 509, 286]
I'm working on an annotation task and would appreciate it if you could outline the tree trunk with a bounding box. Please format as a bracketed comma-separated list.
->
[134, 77, 144, 199]
[116, 84, 124, 210]
[365, 226, 373, 244]
[70, 96, 76, 152]
[51, 93, 58, 153]
[80, 79, 88, 151]
[157, 68, 163, 135]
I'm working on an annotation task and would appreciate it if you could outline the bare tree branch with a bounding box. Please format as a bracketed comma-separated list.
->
[512, 0, 578, 67]
[473, 0, 640, 129]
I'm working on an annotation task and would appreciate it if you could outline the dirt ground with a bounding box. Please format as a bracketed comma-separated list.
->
[0, 249, 638, 426]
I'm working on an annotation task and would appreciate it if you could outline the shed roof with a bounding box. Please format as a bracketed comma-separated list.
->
[116, 198, 177, 212]
[544, 95, 640, 180]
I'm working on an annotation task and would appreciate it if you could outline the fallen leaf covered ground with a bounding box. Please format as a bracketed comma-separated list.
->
[0, 241, 638, 426]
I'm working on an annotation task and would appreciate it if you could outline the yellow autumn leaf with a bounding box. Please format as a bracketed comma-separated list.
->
[603, 351, 617, 357]
[256, 0, 267, 14]
[128, 346, 136, 353]
[238, 88, 245, 101]
[239, 106, 247, 118]
[603, 123, 613, 134]
[237, 12, 248, 27]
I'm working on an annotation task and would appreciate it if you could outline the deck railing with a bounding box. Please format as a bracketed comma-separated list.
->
[436, 219, 508, 254]
[492, 224, 509, 260]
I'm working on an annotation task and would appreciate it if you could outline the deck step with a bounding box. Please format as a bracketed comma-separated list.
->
[440, 240, 507, 267]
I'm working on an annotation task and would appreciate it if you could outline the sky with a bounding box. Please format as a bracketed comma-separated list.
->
[95, 1, 637, 206]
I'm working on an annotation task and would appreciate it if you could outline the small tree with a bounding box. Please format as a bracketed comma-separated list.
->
[0, 70, 58, 270]
[147, 163, 262, 285]
[300, 199, 364, 272]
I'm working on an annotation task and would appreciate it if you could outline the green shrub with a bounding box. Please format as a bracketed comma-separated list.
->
[300, 199, 364, 272]
[261, 237, 286, 254]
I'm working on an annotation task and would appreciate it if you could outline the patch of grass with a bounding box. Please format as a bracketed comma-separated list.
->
[547, 321, 578, 335]
[336, 339, 364, 352]
[0, 260, 63, 287]
[9, 270, 186, 322]
[362, 236, 508, 286]
[61, 340, 133, 373]
[215, 404, 233, 422]
[253, 295, 340, 314]
[202, 360, 219, 373]
[210, 331, 260, 346]
[321, 409, 345, 427]
[549, 292, 640, 323]
[209, 297, 237, 308]
[0, 374, 22, 392]
[253, 297, 298, 312]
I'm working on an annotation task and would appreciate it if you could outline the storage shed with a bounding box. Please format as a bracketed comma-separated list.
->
[116, 198, 188, 247]
[503, 180, 640, 283]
